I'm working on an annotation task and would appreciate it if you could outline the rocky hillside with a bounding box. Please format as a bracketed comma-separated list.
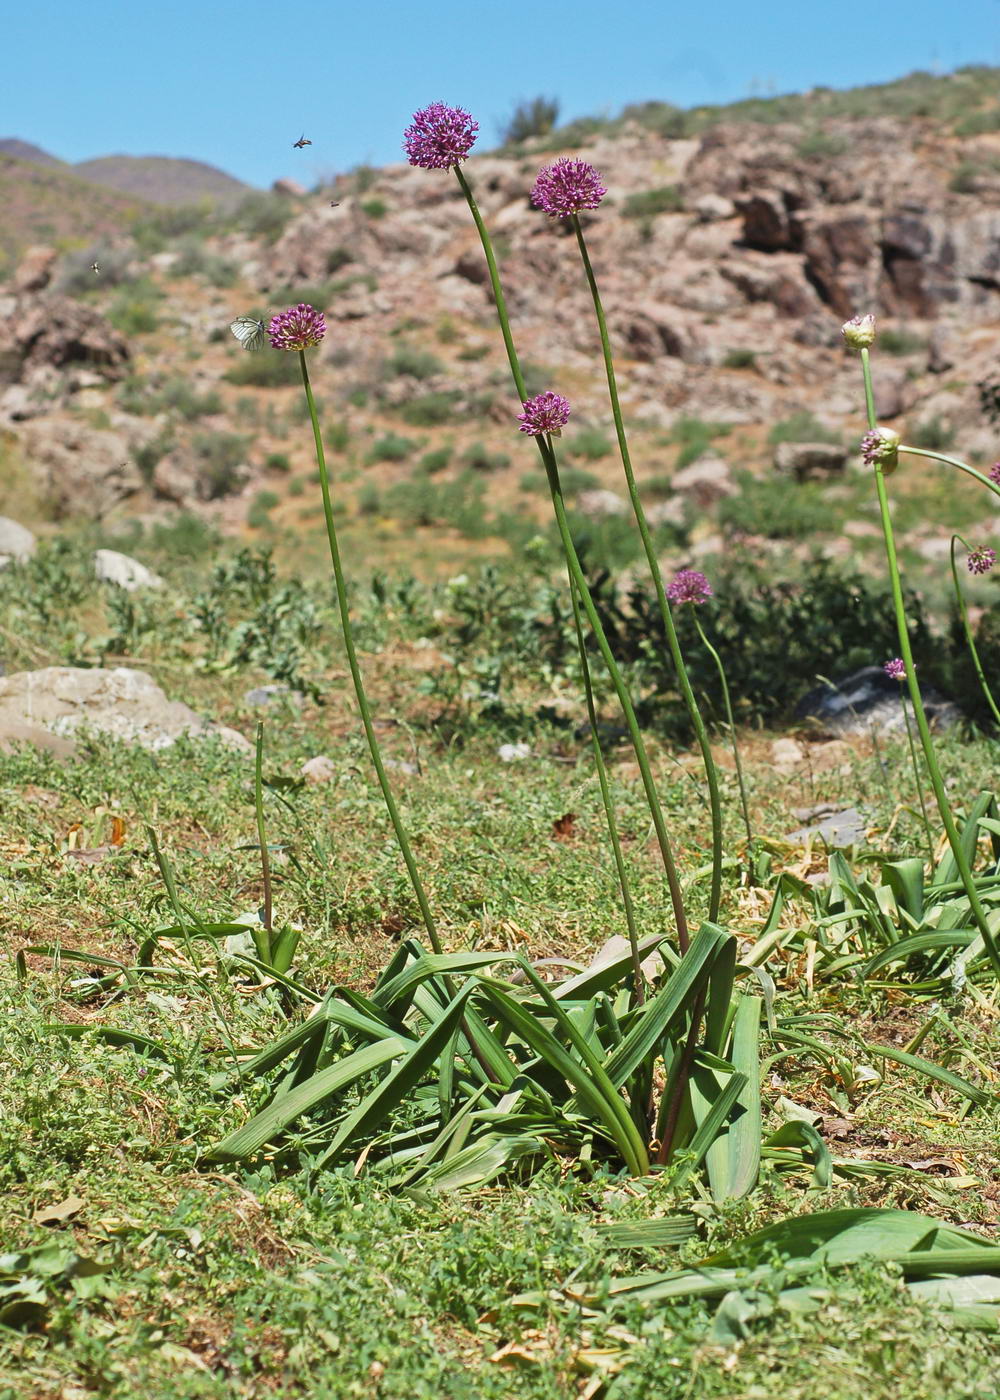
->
[1, 68, 999, 592]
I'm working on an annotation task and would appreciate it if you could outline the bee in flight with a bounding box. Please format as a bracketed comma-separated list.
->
[91, 262, 100, 274]
[230, 316, 267, 352]
[293, 134, 312, 149]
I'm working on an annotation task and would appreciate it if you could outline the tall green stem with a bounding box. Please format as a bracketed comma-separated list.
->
[453, 165, 689, 951]
[298, 350, 443, 955]
[692, 612, 753, 850]
[572, 214, 724, 922]
[570, 581, 645, 1002]
[898, 694, 935, 865]
[860, 350, 1000, 979]
[254, 720, 273, 954]
[950, 536, 1000, 729]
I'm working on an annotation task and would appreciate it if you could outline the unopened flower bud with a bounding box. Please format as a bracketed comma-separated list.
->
[842, 314, 877, 350]
[861, 426, 900, 471]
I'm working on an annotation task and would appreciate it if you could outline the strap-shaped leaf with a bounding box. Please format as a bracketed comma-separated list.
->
[207, 1037, 406, 1162]
[604, 923, 731, 1089]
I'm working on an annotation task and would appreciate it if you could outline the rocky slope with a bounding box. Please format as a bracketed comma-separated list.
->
[1, 72, 999, 584]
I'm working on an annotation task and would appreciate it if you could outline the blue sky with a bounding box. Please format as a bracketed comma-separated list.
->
[6, 0, 1000, 188]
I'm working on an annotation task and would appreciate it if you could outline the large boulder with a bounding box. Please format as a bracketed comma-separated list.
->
[795, 666, 960, 738]
[94, 549, 165, 591]
[6, 296, 130, 380]
[16, 418, 141, 519]
[0, 667, 251, 753]
[773, 442, 849, 481]
[0, 517, 36, 566]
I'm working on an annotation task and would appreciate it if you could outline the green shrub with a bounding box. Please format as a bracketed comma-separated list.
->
[169, 238, 238, 286]
[192, 430, 251, 499]
[908, 416, 955, 451]
[795, 130, 848, 159]
[879, 329, 926, 356]
[722, 348, 757, 370]
[461, 442, 510, 473]
[366, 432, 417, 463]
[134, 433, 173, 484]
[357, 481, 381, 514]
[718, 471, 838, 540]
[768, 411, 840, 445]
[385, 346, 444, 380]
[399, 391, 460, 426]
[623, 186, 683, 218]
[419, 447, 453, 474]
[457, 343, 490, 362]
[265, 452, 291, 472]
[155, 377, 223, 419]
[229, 191, 296, 242]
[566, 426, 613, 460]
[148, 512, 221, 558]
[288, 476, 306, 497]
[224, 353, 300, 388]
[326, 247, 354, 274]
[500, 96, 560, 144]
[361, 198, 387, 219]
[107, 279, 163, 335]
[669, 416, 732, 468]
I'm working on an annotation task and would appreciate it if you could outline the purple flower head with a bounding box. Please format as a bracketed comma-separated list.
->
[667, 569, 713, 606]
[268, 303, 326, 352]
[841, 313, 877, 350]
[990, 462, 1000, 486]
[967, 545, 996, 575]
[860, 426, 900, 469]
[531, 158, 607, 219]
[883, 658, 907, 681]
[517, 391, 571, 437]
[403, 103, 479, 170]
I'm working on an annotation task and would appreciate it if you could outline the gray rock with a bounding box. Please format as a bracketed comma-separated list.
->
[795, 665, 960, 738]
[0, 717, 77, 759]
[671, 454, 735, 506]
[0, 666, 251, 753]
[497, 742, 532, 762]
[301, 755, 338, 784]
[785, 806, 868, 847]
[575, 489, 629, 519]
[0, 517, 36, 567]
[773, 441, 849, 480]
[94, 549, 164, 591]
[244, 683, 303, 708]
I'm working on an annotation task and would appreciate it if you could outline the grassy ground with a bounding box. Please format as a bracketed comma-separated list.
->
[2, 642, 999, 1397]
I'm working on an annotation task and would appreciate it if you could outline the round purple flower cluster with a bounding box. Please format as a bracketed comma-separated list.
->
[403, 103, 479, 170]
[967, 545, 996, 575]
[666, 569, 713, 606]
[990, 462, 1000, 486]
[883, 658, 907, 680]
[531, 158, 607, 218]
[517, 391, 571, 437]
[268, 303, 326, 352]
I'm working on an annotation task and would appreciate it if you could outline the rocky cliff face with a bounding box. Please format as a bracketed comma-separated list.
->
[1, 103, 999, 541]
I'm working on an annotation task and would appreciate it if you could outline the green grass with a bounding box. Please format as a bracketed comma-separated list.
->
[1, 533, 999, 1397]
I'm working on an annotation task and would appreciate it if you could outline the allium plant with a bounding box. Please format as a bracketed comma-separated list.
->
[272, 302, 443, 954]
[668, 571, 754, 853]
[400, 103, 689, 980]
[531, 158, 607, 218]
[517, 391, 571, 436]
[950, 537, 1000, 728]
[531, 154, 728, 925]
[851, 317, 1000, 978]
[402, 102, 478, 169]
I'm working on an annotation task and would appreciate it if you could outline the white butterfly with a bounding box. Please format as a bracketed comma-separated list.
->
[230, 316, 266, 352]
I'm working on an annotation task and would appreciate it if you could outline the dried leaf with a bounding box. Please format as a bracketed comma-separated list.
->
[33, 1194, 85, 1226]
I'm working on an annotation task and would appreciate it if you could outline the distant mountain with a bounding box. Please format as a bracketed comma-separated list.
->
[73, 155, 250, 207]
[0, 155, 152, 270]
[0, 138, 66, 168]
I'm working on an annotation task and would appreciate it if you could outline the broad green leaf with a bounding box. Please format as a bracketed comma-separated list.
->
[207, 1037, 406, 1162]
[312, 984, 477, 1169]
